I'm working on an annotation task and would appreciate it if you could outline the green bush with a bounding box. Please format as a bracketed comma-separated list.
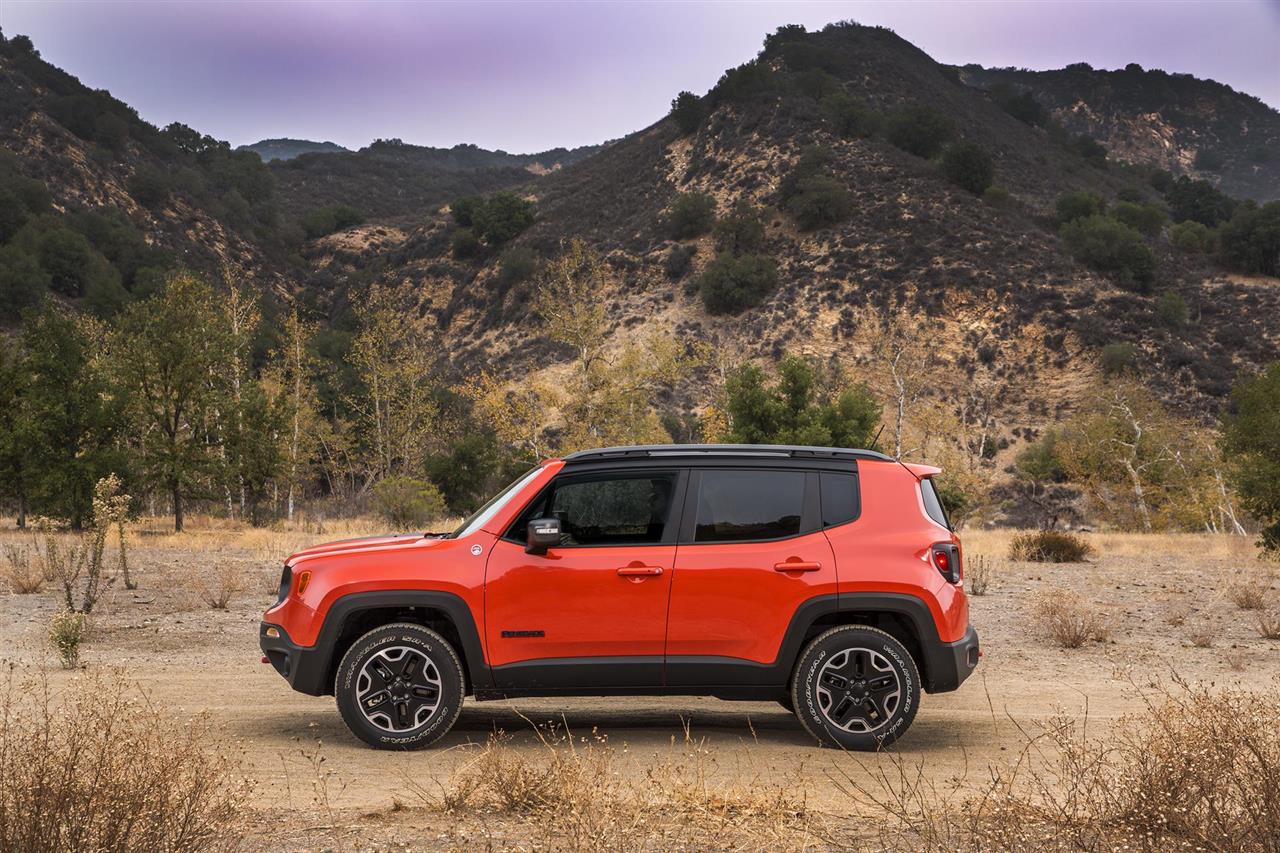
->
[1156, 291, 1189, 329]
[301, 204, 363, 239]
[1071, 134, 1108, 165]
[991, 86, 1046, 126]
[372, 476, 447, 529]
[667, 192, 717, 239]
[451, 229, 480, 259]
[127, 164, 170, 209]
[713, 202, 765, 255]
[885, 104, 955, 158]
[1009, 530, 1094, 563]
[0, 244, 49, 317]
[472, 192, 536, 246]
[722, 355, 880, 448]
[821, 90, 878, 138]
[983, 186, 1011, 207]
[1100, 342, 1137, 376]
[1060, 214, 1157, 292]
[450, 196, 478, 227]
[670, 91, 703, 135]
[1171, 221, 1213, 254]
[497, 247, 537, 287]
[1165, 176, 1236, 227]
[697, 253, 778, 314]
[1056, 191, 1104, 226]
[1217, 201, 1280, 276]
[1223, 363, 1280, 550]
[1112, 200, 1168, 236]
[940, 142, 994, 194]
[664, 243, 697, 280]
[785, 175, 851, 230]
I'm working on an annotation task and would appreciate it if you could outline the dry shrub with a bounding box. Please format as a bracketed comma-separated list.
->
[0, 669, 249, 852]
[965, 554, 1000, 596]
[416, 727, 816, 851]
[1227, 578, 1269, 611]
[1, 543, 43, 594]
[1009, 530, 1094, 563]
[1032, 590, 1110, 648]
[1258, 610, 1280, 640]
[1189, 627, 1214, 648]
[195, 562, 246, 609]
[49, 610, 87, 668]
[843, 684, 1280, 852]
[1164, 606, 1189, 627]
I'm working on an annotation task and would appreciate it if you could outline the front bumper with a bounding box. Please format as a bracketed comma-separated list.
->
[922, 624, 980, 693]
[259, 622, 331, 696]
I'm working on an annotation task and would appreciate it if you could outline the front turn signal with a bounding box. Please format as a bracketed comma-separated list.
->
[295, 570, 312, 596]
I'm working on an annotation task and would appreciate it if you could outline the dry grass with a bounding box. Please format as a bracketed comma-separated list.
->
[194, 562, 247, 609]
[1189, 627, 1214, 648]
[1227, 576, 1271, 611]
[965, 553, 1000, 596]
[1, 542, 43, 594]
[1032, 589, 1111, 648]
[0, 669, 249, 852]
[1009, 530, 1095, 563]
[1258, 610, 1280, 640]
[406, 725, 819, 852]
[842, 684, 1280, 852]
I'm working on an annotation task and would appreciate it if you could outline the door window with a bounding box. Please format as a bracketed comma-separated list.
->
[693, 470, 805, 542]
[511, 472, 678, 546]
[820, 471, 860, 527]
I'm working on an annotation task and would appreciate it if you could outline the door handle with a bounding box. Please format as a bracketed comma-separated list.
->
[616, 566, 664, 577]
[774, 560, 822, 573]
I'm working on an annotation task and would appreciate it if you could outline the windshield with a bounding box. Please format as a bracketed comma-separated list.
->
[450, 466, 543, 538]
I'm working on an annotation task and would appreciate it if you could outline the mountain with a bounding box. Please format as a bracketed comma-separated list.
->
[957, 63, 1280, 202]
[237, 138, 349, 161]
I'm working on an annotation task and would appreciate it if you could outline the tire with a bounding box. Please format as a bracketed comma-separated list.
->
[335, 622, 465, 750]
[791, 625, 920, 750]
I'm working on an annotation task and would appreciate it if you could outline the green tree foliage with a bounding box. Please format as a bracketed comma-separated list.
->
[1012, 430, 1075, 529]
[940, 142, 994, 194]
[301, 204, 363, 239]
[0, 244, 50, 317]
[111, 273, 232, 531]
[709, 60, 776, 106]
[1165, 176, 1236, 227]
[1171, 221, 1214, 254]
[1193, 148, 1226, 172]
[19, 304, 127, 528]
[227, 380, 286, 526]
[722, 355, 880, 448]
[670, 91, 703, 135]
[472, 192, 536, 246]
[696, 253, 778, 315]
[497, 246, 537, 288]
[1100, 342, 1137, 376]
[1055, 191, 1104, 226]
[1156, 291, 1189, 329]
[713, 201, 765, 255]
[1216, 201, 1280, 276]
[990, 85, 1046, 126]
[372, 476, 447, 529]
[1060, 214, 1157, 292]
[885, 104, 955, 158]
[1070, 134, 1108, 165]
[451, 229, 480, 259]
[778, 147, 851, 230]
[667, 192, 717, 239]
[0, 339, 33, 526]
[1222, 363, 1280, 549]
[1111, 200, 1168, 236]
[127, 164, 171, 209]
[821, 90, 878, 138]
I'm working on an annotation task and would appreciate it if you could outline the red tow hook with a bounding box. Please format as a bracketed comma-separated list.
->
[261, 656, 270, 664]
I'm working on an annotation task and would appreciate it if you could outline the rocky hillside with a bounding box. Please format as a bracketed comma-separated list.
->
[958, 63, 1280, 202]
[238, 138, 349, 161]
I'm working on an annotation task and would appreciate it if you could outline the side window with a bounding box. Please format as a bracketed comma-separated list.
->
[820, 472, 860, 527]
[694, 470, 805, 542]
[511, 472, 678, 546]
[920, 477, 951, 530]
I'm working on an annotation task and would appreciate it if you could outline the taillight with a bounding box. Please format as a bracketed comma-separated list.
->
[931, 543, 961, 584]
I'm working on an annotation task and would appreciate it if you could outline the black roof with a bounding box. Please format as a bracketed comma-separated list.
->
[561, 444, 894, 463]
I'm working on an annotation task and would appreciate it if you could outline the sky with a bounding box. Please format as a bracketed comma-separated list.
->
[2, 0, 1278, 153]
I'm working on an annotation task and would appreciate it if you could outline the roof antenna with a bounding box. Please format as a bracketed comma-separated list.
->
[868, 424, 885, 453]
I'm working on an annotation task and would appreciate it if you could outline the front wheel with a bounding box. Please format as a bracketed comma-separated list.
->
[335, 622, 465, 750]
[791, 625, 920, 750]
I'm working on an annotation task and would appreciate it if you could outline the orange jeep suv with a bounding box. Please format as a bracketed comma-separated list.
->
[260, 444, 979, 750]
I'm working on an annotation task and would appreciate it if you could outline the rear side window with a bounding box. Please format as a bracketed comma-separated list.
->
[920, 477, 951, 530]
[694, 470, 805, 542]
[819, 472, 860, 527]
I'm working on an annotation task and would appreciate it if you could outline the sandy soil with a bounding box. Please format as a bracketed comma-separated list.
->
[2, 523, 1277, 849]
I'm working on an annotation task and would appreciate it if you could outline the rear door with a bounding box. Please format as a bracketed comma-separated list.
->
[665, 467, 837, 685]
[484, 468, 684, 689]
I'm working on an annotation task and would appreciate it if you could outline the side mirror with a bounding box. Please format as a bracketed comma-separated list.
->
[525, 518, 561, 555]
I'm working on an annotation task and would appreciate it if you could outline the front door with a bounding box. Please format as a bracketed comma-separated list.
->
[484, 468, 684, 689]
[665, 468, 837, 685]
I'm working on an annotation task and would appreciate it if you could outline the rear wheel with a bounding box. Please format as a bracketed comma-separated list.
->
[791, 625, 920, 750]
[335, 623, 465, 750]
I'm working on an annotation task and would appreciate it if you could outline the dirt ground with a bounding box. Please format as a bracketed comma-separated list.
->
[2, 520, 1278, 850]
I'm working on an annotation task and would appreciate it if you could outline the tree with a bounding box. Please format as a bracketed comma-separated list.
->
[1217, 201, 1280, 276]
[822, 90, 877, 138]
[696, 253, 778, 314]
[1011, 430, 1076, 529]
[533, 238, 609, 376]
[301, 205, 363, 239]
[713, 201, 765, 255]
[1222, 363, 1280, 550]
[1111, 200, 1168, 237]
[785, 175, 852, 230]
[372, 476, 446, 529]
[472, 192, 536, 246]
[269, 309, 321, 522]
[461, 371, 558, 463]
[940, 142, 994, 194]
[859, 310, 940, 459]
[667, 192, 717, 239]
[722, 355, 880, 448]
[0, 244, 50, 318]
[1060, 214, 1157, 292]
[0, 338, 33, 527]
[218, 277, 260, 516]
[1055, 191, 1104, 226]
[111, 273, 231, 532]
[1165, 176, 1235, 227]
[21, 303, 128, 528]
[347, 283, 439, 485]
[670, 91, 703, 135]
[227, 380, 286, 526]
[885, 105, 955, 158]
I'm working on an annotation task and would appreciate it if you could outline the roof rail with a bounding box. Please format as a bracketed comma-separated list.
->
[561, 444, 895, 462]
